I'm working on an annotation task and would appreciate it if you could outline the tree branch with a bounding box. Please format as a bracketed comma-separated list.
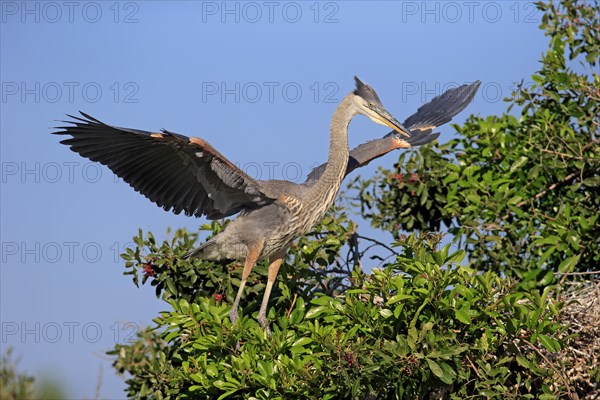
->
[500, 171, 580, 221]
[356, 235, 401, 257]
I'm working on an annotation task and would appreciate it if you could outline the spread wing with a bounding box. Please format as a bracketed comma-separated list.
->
[399, 80, 481, 135]
[53, 112, 277, 219]
[305, 81, 481, 183]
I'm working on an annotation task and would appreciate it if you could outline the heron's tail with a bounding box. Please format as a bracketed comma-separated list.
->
[184, 237, 246, 260]
[184, 239, 218, 260]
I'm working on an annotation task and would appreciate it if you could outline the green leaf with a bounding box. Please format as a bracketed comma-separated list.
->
[165, 278, 177, 295]
[438, 362, 457, 384]
[292, 337, 313, 347]
[386, 293, 412, 305]
[538, 271, 555, 286]
[532, 74, 544, 84]
[426, 358, 444, 379]
[508, 195, 522, 205]
[466, 194, 480, 204]
[558, 254, 580, 273]
[516, 355, 532, 369]
[218, 389, 241, 400]
[455, 309, 472, 325]
[179, 299, 190, 314]
[510, 156, 528, 172]
[535, 236, 560, 246]
[538, 334, 560, 352]
[311, 295, 333, 306]
[582, 176, 600, 187]
[446, 250, 466, 265]
[305, 306, 327, 319]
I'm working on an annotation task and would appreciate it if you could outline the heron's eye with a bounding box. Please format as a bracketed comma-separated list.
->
[367, 102, 374, 108]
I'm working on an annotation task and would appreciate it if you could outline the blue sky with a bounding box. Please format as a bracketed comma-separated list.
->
[2, 1, 548, 398]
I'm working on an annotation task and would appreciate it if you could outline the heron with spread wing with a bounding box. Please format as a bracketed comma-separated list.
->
[53, 77, 480, 332]
[306, 80, 480, 182]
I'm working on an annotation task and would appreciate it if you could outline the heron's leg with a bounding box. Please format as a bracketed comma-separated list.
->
[230, 241, 263, 326]
[258, 251, 285, 333]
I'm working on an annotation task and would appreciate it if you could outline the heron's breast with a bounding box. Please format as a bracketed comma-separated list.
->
[264, 194, 330, 256]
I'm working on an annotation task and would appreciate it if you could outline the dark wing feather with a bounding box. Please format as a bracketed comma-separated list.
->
[305, 81, 481, 183]
[53, 112, 277, 219]
[396, 81, 481, 135]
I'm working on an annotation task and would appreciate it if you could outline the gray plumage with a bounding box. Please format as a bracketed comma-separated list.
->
[53, 77, 480, 331]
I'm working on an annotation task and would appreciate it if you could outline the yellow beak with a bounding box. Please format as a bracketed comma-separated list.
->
[379, 114, 411, 138]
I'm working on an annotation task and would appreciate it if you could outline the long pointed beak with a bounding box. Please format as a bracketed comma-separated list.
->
[379, 112, 411, 138]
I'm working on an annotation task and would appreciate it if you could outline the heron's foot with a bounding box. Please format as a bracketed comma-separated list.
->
[230, 308, 239, 325]
[258, 313, 272, 335]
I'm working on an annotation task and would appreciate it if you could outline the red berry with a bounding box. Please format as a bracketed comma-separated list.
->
[344, 351, 356, 367]
[143, 262, 154, 277]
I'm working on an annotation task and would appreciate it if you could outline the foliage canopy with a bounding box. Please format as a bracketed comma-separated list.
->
[357, 0, 599, 278]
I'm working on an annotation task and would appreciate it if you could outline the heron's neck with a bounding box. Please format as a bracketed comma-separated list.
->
[304, 95, 354, 206]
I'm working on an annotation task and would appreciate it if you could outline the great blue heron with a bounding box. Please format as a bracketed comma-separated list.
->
[306, 80, 480, 182]
[53, 77, 480, 332]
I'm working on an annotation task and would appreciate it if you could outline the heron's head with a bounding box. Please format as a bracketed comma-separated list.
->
[351, 76, 411, 138]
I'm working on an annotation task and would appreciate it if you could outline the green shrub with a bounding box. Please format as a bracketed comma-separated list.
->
[356, 0, 599, 277]
[110, 228, 571, 399]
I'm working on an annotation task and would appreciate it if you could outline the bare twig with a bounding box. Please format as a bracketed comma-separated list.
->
[540, 148, 585, 160]
[356, 235, 400, 256]
[515, 171, 579, 209]
[556, 270, 600, 276]
[465, 355, 481, 379]
[521, 339, 576, 399]
[286, 293, 298, 318]
[94, 365, 103, 400]
[500, 171, 580, 221]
